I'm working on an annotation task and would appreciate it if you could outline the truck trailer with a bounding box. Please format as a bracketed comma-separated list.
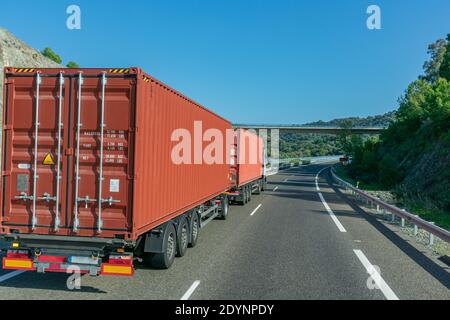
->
[0, 67, 266, 276]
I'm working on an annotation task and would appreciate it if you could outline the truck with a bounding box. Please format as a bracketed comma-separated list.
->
[0, 67, 266, 276]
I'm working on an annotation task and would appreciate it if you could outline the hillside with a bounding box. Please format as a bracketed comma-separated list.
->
[0, 27, 61, 123]
[303, 111, 396, 128]
[343, 35, 450, 228]
[279, 112, 393, 158]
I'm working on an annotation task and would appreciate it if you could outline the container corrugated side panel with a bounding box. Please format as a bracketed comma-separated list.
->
[237, 129, 263, 187]
[132, 72, 232, 238]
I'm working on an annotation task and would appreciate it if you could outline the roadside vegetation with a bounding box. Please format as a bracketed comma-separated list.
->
[41, 47, 79, 68]
[338, 35, 450, 230]
[279, 112, 394, 159]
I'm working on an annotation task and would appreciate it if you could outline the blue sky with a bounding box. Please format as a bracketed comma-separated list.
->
[1, 1, 449, 124]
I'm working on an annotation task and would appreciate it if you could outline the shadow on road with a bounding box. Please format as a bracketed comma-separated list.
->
[325, 170, 450, 290]
[0, 273, 108, 294]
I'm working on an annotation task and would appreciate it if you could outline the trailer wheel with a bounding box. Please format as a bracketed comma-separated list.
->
[254, 181, 262, 195]
[261, 177, 267, 191]
[219, 196, 229, 220]
[242, 187, 248, 205]
[247, 185, 252, 202]
[147, 223, 177, 269]
[188, 212, 200, 248]
[176, 217, 189, 257]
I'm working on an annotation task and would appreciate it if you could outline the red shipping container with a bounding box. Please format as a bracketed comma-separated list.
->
[0, 67, 232, 240]
[235, 129, 264, 187]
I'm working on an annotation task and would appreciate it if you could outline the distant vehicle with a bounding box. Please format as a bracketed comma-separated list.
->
[0, 67, 267, 277]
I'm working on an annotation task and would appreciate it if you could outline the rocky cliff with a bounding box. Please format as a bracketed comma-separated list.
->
[0, 27, 62, 124]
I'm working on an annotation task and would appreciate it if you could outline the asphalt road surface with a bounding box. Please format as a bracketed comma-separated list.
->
[0, 164, 449, 300]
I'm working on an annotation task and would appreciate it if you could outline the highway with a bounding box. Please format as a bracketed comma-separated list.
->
[0, 164, 449, 300]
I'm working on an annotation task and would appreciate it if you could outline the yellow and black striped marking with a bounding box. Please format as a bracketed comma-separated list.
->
[14, 68, 35, 73]
[143, 76, 151, 83]
[109, 68, 130, 74]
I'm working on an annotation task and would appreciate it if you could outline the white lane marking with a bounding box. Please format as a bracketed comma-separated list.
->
[250, 204, 263, 216]
[181, 280, 201, 300]
[273, 186, 279, 192]
[0, 270, 26, 283]
[318, 192, 347, 232]
[353, 250, 399, 300]
[315, 167, 347, 233]
[283, 178, 289, 182]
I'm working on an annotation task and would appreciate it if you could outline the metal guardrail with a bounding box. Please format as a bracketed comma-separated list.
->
[330, 167, 450, 244]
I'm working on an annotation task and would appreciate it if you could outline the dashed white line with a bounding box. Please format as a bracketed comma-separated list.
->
[250, 204, 263, 216]
[273, 186, 279, 192]
[0, 270, 26, 283]
[180, 280, 201, 300]
[353, 250, 399, 300]
[315, 167, 347, 233]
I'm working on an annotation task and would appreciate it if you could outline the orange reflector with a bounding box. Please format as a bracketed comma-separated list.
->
[3, 258, 34, 270]
[101, 263, 133, 276]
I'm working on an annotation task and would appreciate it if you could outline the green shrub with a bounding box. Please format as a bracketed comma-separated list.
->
[41, 47, 62, 64]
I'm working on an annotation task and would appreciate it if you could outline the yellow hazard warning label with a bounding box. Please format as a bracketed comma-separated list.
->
[43, 153, 55, 165]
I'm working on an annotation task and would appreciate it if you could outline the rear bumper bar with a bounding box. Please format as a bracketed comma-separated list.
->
[2, 256, 134, 277]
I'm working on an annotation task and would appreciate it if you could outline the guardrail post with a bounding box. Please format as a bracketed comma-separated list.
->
[391, 212, 395, 223]
[414, 216, 419, 237]
[401, 209, 407, 227]
[429, 222, 435, 246]
[376, 204, 380, 212]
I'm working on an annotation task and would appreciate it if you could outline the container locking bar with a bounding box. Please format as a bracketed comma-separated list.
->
[15, 192, 34, 201]
[100, 197, 120, 206]
[55, 72, 64, 231]
[38, 193, 57, 202]
[97, 72, 107, 233]
[31, 73, 42, 230]
[73, 73, 84, 232]
[77, 196, 97, 209]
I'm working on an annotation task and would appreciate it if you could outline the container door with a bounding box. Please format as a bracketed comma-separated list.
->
[68, 73, 135, 236]
[2, 73, 69, 233]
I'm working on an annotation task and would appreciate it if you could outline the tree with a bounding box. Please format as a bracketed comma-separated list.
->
[41, 47, 62, 64]
[439, 34, 450, 81]
[66, 61, 80, 68]
[421, 38, 447, 83]
[338, 119, 353, 155]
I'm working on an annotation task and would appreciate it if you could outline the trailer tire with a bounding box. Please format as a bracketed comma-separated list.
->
[188, 212, 200, 248]
[247, 185, 252, 202]
[261, 177, 267, 191]
[254, 181, 262, 195]
[176, 217, 189, 257]
[146, 223, 177, 269]
[242, 187, 248, 205]
[219, 196, 229, 220]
